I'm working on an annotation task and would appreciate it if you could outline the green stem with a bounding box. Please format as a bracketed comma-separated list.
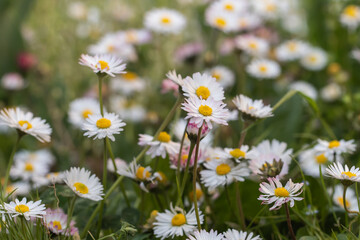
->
[106, 138, 117, 172]
[3, 133, 22, 192]
[66, 196, 77, 235]
[284, 202, 297, 240]
[98, 74, 105, 116]
[343, 185, 360, 216]
[193, 126, 203, 231]
[120, 182, 131, 208]
[235, 182, 246, 230]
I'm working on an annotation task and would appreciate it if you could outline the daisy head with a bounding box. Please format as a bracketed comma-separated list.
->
[258, 177, 304, 210]
[340, 5, 360, 30]
[212, 0, 248, 14]
[325, 162, 360, 186]
[289, 81, 318, 100]
[4, 197, 46, 220]
[187, 229, 223, 240]
[110, 71, 145, 96]
[138, 132, 180, 158]
[186, 120, 211, 143]
[331, 184, 359, 213]
[144, 8, 186, 34]
[44, 208, 78, 236]
[314, 139, 356, 161]
[0, 107, 52, 142]
[237, 14, 262, 31]
[300, 47, 327, 71]
[64, 167, 104, 201]
[223, 145, 250, 162]
[223, 229, 262, 240]
[82, 112, 126, 141]
[205, 7, 239, 33]
[235, 35, 270, 57]
[205, 65, 235, 89]
[1, 72, 25, 91]
[233, 94, 273, 121]
[68, 97, 101, 128]
[298, 148, 338, 177]
[166, 69, 184, 87]
[275, 40, 309, 62]
[246, 59, 281, 79]
[79, 54, 126, 77]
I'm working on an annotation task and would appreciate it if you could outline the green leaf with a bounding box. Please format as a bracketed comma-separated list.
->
[299, 236, 318, 240]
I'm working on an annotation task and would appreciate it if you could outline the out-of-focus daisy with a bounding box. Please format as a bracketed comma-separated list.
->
[235, 35, 269, 57]
[153, 204, 203, 240]
[1, 73, 25, 90]
[246, 59, 281, 79]
[182, 96, 229, 129]
[68, 97, 101, 128]
[298, 148, 337, 177]
[170, 145, 205, 170]
[187, 182, 204, 205]
[314, 139, 356, 161]
[10, 156, 50, 181]
[0, 107, 52, 142]
[211, 0, 248, 14]
[33, 171, 65, 187]
[187, 229, 223, 240]
[325, 162, 360, 185]
[109, 96, 146, 123]
[166, 70, 184, 87]
[289, 81, 317, 100]
[107, 158, 127, 173]
[205, 8, 238, 33]
[138, 132, 180, 158]
[44, 208, 78, 235]
[4, 197, 46, 220]
[117, 160, 154, 192]
[205, 65, 235, 89]
[223, 229, 262, 240]
[82, 112, 126, 141]
[67, 1, 87, 20]
[300, 47, 327, 71]
[5, 182, 30, 198]
[200, 159, 249, 190]
[110, 71, 145, 95]
[64, 167, 104, 201]
[119, 29, 152, 45]
[223, 146, 250, 162]
[174, 42, 204, 64]
[144, 8, 186, 34]
[320, 83, 342, 102]
[258, 177, 303, 210]
[252, 0, 288, 20]
[79, 54, 126, 77]
[275, 40, 309, 62]
[233, 94, 273, 121]
[237, 14, 262, 31]
[331, 185, 359, 213]
[340, 5, 360, 30]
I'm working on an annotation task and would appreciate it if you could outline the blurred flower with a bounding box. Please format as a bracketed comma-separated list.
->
[5, 182, 30, 198]
[10, 154, 50, 182]
[211, 0, 248, 14]
[314, 139, 355, 161]
[109, 96, 146, 122]
[138, 132, 180, 158]
[223, 146, 250, 162]
[67, 1, 87, 20]
[166, 70, 184, 87]
[17, 52, 37, 71]
[110, 71, 145, 95]
[299, 148, 334, 177]
[320, 83, 342, 102]
[119, 29, 152, 45]
[187, 182, 204, 204]
[68, 97, 101, 128]
[144, 8, 186, 34]
[79, 54, 126, 77]
[340, 5, 360, 30]
[235, 35, 269, 57]
[246, 59, 281, 79]
[1, 73, 25, 90]
[64, 167, 104, 201]
[170, 145, 204, 170]
[275, 40, 309, 62]
[187, 229, 223, 240]
[223, 229, 262, 240]
[205, 66, 235, 89]
[186, 121, 210, 142]
[107, 158, 127, 173]
[44, 208, 78, 235]
[300, 47, 327, 71]
[174, 42, 204, 64]
[33, 172, 65, 188]
[233, 94, 273, 121]
[117, 160, 154, 192]
[205, 8, 238, 33]
[331, 185, 359, 213]
[161, 79, 179, 96]
[237, 14, 262, 31]
[252, 0, 289, 20]
[325, 162, 360, 185]
[289, 81, 317, 100]
[4, 197, 46, 220]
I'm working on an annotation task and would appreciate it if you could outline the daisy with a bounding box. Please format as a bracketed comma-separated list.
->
[340, 5, 360, 30]
[246, 59, 281, 79]
[32, 171, 65, 188]
[223, 229, 262, 240]
[1, 73, 25, 90]
[275, 40, 309, 62]
[119, 29, 152, 45]
[187, 229, 223, 240]
[205, 8, 239, 33]
[82, 112, 126, 141]
[200, 159, 250, 190]
[10, 156, 50, 181]
[109, 96, 146, 123]
[153, 204, 203, 240]
[182, 72, 225, 101]
[174, 42, 204, 64]
[237, 14, 262, 31]
[300, 47, 327, 71]
[166, 70, 184, 87]
[4, 197, 46, 220]
[331, 185, 359, 213]
[223, 145, 250, 162]
[258, 177, 304, 210]
[182, 96, 229, 129]
[233, 94, 273, 120]
[138, 132, 180, 158]
[205, 65, 235, 89]
[5, 182, 30, 198]
[320, 83, 342, 102]
[289, 81, 317, 100]
[252, 0, 288, 20]
[170, 145, 205, 171]
[325, 162, 360, 185]
[235, 35, 270, 57]
[314, 139, 356, 161]
[144, 8, 186, 34]
[211, 0, 248, 14]
[298, 148, 338, 177]
[110, 71, 145, 96]
[44, 208, 78, 235]
[64, 167, 104, 201]
[187, 182, 205, 204]
[79, 54, 126, 77]
[0, 107, 52, 143]
[107, 158, 127, 173]
[68, 97, 101, 128]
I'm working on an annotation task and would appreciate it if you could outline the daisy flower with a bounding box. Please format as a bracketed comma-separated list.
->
[233, 94, 273, 120]
[246, 59, 281, 79]
[340, 5, 360, 30]
[275, 40, 309, 62]
[166, 70, 184, 87]
[64, 167, 104, 201]
[82, 112, 126, 141]
[0, 107, 52, 142]
[144, 8, 186, 34]
[138, 132, 180, 158]
[1, 73, 25, 91]
[298, 148, 339, 177]
[223, 229, 262, 240]
[237, 14, 262, 31]
[107, 158, 127, 173]
[110, 71, 145, 96]
[331, 185, 359, 213]
[300, 47, 327, 71]
[235, 35, 270, 57]
[314, 139, 356, 161]
[205, 65, 235, 89]
[200, 159, 250, 190]
[174, 42, 204, 64]
[187, 229, 223, 240]
[320, 83, 342, 102]
[182, 96, 229, 129]
[44, 208, 78, 235]
[119, 29, 152, 45]
[223, 145, 250, 162]
[211, 0, 248, 14]
[79, 54, 126, 77]
[258, 177, 304, 210]
[68, 97, 101, 128]
[325, 162, 360, 185]
[109, 96, 146, 123]
[252, 0, 288, 20]
[187, 182, 205, 205]
[10, 156, 50, 181]
[205, 8, 239, 33]
[289, 81, 317, 100]
[4, 197, 46, 220]
[5, 182, 30, 198]
[153, 204, 203, 240]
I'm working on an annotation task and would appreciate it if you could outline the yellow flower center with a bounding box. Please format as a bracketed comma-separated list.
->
[126, 31, 137, 43]
[136, 166, 151, 180]
[196, 86, 211, 100]
[82, 109, 93, 119]
[97, 60, 110, 70]
[328, 63, 341, 75]
[122, 72, 137, 81]
[230, 148, 245, 158]
[212, 72, 221, 81]
[287, 42, 297, 52]
[198, 105, 213, 116]
[266, 4, 276, 12]
[157, 131, 171, 143]
[274, 187, 289, 197]
[156, 171, 168, 184]
[161, 17, 171, 24]
[215, 18, 227, 28]
[342, 171, 356, 178]
[189, 188, 203, 202]
[259, 65, 268, 73]
[315, 154, 327, 164]
[328, 140, 340, 148]
[181, 154, 189, 164]
[249, 42, 258, 49]
[216, 163, 231, 175]
[73, 182, 89, 194]
[15, 204, 29, 213]
[248, 106, 255, 110]
[171, 213, 186, 226]
[96, 118, 111, 129]
[337, 197, 350, 208]
[344, 5, 358, 18]
[53, 221, 62, 230]
[24, 163, 34, 172]
[150, 210, 158, 218]
[107, 45, 115, 52]
[309, 56, 317, 63]
[224, 4, 234, 11]
[18, 120, 32, 130]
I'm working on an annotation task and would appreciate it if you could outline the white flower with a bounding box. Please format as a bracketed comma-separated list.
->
[331, 185, 359, 213]
[258, 177, 303, 210]
[182, 72, 225, 101]
[144, 8, 186, 34]
[235, 35, 269, 57]
[289, 81, 317, 100]
[223, 229, 262, 240]
[246, 59, 281, 79]
[153, 204, 203, 240]
[118, 29, 152, 45]
[233, 94, 273, 120]
[314, 139, 356, 161]
[325, 162, 360, 183]
[82, 112, 126, 141]
[68, 97, 101, 128]
[166, 70, 184, 87]
[252, 0, 289, 20]
[64, 167, 104, 201]
[205, 7, 239, 33]
[1, 73, 25, 90]
[222, 145, 250, 162]
[298, 148, 336, 177]
[10, 156, 50, 181]
[182, 96, 229, 129]
[237, 14, 262, 31]
[211, 0, 248, 14]
[110, 71, 145, 95]
[138, 132, 180, 158]
[340, 5, 360, 30]
[4, 197, 46, 220]
[79, 54, 126, 77]
[275, 40, 309, 62]
[44, 208, 78, 235]
[0, 107, 52, 142]
[109, 96, 146, 123]
[300, 47, 327, 71]
[187, 229, 223, 240]
[107, 158, 127, 173]
[5, 182, 30, 198]
[200, 159, 250, 190]
[205, 65, 235, 89]
[116, 160, 153, 192]
[320, 83, 342, 102]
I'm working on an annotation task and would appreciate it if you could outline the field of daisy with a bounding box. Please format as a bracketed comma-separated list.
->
[1, 0, 360, 239]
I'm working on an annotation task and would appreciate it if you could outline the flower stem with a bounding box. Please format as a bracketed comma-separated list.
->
[3, 133, 22, 192]
[193, 125, 203, 231]
[284, 202, 297, 240]
[343, 185, 360, 216]
[97, 74, 106, 116]
[66, 196, 77, 235]
[235, 182, 246, 230]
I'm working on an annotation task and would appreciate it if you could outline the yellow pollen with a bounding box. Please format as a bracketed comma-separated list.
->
[215, 18, 227, 28]
[328, 63, 341, 75]
[266, 4, 276, 12]
[181, 154, 189, 164]
[15, 204, 29, 213]
[196, 86, 211, 100]
[107, 45, 115, 52]
[97, 60, 110, 70]
[6, 185, 14, 194]
[136, 166, 151, 180]
[315, 154, 327, 164]
[198, 105, 213, 116]
[344, 5, 358, 18]
[189, 188, 203, 202]
[157, 131, 171, 143]
[287, 42, 297, 52]
[274, 187, 289, 197]
[212, 72, 221, 81]
[18, 120, 32, 130]
[53, 221, 62, 230]
[230, 149, 245, 159]
[337, 197, 350, 208]
[309, 56, 317, 63]
[96, 118, 111, 129]
[73, 182, 89, 194]
[150, 210, 158, 218]
[328, 140, 340, 148]
[249, 42, 258, 49]
[248, 106, 255, 110]
[224, 4, 234, 11]
[171, 213, 186, 226]
[239, 20, 248, 27]
[122, 72, 138, 81]
[82, 109, 93, 119]
[259, 65, 268, 73]
[216, 163, 231, 175]
[24, 163, 34, 172]
[156, 171, 168, 184]
[126, 32, 137, 43]
[342, 171, 356, 178]
[161, 17, 171, 24]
